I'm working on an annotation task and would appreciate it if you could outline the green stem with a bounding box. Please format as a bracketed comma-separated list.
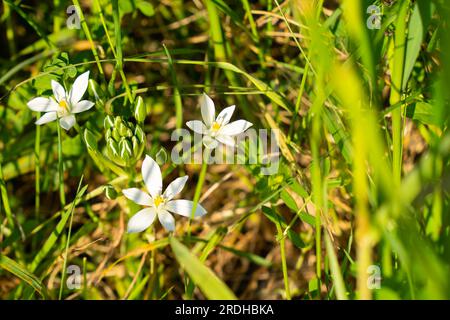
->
[163, 44, 182, 129]
[82, 256, 87, 297]
[93, 0, 117, 58]
[288, 61, 310, 140]
[111, 0, 134, 103]
[187, 150, 210, 239]
[390, 1, 410, 184]
[276, 215, 291, 300]
[72, 0, 104, 76]
[58, 176, 84, 300]
[4, 2, 17, 57]
[35, 116, 41, 219]
[57, 122, 66, 206]
[53, 0, 61, 33]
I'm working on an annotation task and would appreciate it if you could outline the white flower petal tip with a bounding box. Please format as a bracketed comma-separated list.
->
[27, 97, 58, 112]
[166, 200, 207, 218]
[201, 93, 215, 127]
[202, 135, 219, 149]
[158, 210, 176, 232]
[142, 155, 163, 198]
[72, 100, 95, 114]
[216, 105, 235, 126]
[122, 188, 153, 206]
[216, 135, 235, 147]
[221, 120, 253, 136]
[59, 115, 76, 131]
[51, 80, 66, 102]
[35, 112, 57, 125]
[127, 208, 157, 233]
[70, 71, 90, 105]
[186, 120, 206, 134]
[163, 176, 189, 200]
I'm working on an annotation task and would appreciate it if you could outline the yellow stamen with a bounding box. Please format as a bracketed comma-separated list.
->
[212, 122, 221, 131]
[154, 195, 164, 208]
[59, 100, 69, 110]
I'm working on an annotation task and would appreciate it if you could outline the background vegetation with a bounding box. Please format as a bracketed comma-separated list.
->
[0, 0, 449, 300]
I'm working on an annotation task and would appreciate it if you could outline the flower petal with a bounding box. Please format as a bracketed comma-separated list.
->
[72, 100, 95, 114]
[142, 155, 163, 198]
[69, 71, 90, 105]
[216, 135, 235, 147]
[158, 210, 175, 231]
[122, 188, 153, 206]
[202, 135, 218, 149]
[35, 112, 57, 125]
[127, 208, 156, 233]
[163, 176, 188, 200]
[51, 80, 66, 103]
[27, 97, 58, 112]
[186, 120, 206, 134]
[165, 199, 207, 218]
[216, 105, 235, 126]
[200, 93, 215, 127]
[59, 115, 76, 131]
[220, 120, 253, 136]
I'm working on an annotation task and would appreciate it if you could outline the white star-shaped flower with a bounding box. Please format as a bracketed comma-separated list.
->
[186, 93, 253, 148]
[27, 71, 95, 130]
[122, 155, 207, 233]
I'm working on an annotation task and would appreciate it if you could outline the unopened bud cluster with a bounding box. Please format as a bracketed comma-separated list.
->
[104, 115, 145, 167]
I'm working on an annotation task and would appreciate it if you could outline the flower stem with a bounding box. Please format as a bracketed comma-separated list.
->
[187, 149, 210, 240]
[35, 117, 41, 220]
[275, 215, 291, 300]
[58, 176, 84, 300]
[57, 122, 66, 206]
[72, 0, 104, 77]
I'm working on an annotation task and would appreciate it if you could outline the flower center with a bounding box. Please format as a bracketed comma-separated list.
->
[59, 99, 69, 110]
[153, 195, 165, 208]
[212, 121, 221, 132]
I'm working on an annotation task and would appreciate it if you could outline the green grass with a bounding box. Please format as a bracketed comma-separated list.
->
[0, 0, 449, 300]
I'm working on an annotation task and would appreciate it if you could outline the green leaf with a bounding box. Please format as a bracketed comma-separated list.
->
[62, 135, 83, 156]
[0, 255, 47, 298]
[169, 237, 237, 300]
[281, 190, 298, 212]
[403, 3, 423, 90]
[137, 0, 154, 17]
[262, 206, 305, 248]
[406, 102, 441, 126]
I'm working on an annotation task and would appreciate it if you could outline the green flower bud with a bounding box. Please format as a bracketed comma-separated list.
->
[114, 116, 122, 128]
[125, 128, 132, 138]
[104, 116, 146, 168]
[112, 127, 121, 142]
[127, 121, 135, 132]
[107, 139, 120, 158]
[134, 125, 145, 143]
[134, 96, 147, 123]
[104, 115, 114, 129]
[119, 123, 128, 137]
[155, 147, 168, 165]
[105, 129, 112, 141]
[104, 185, 118, 200]
[131, 136, 143, 159]
[119, 138, 133, 158]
